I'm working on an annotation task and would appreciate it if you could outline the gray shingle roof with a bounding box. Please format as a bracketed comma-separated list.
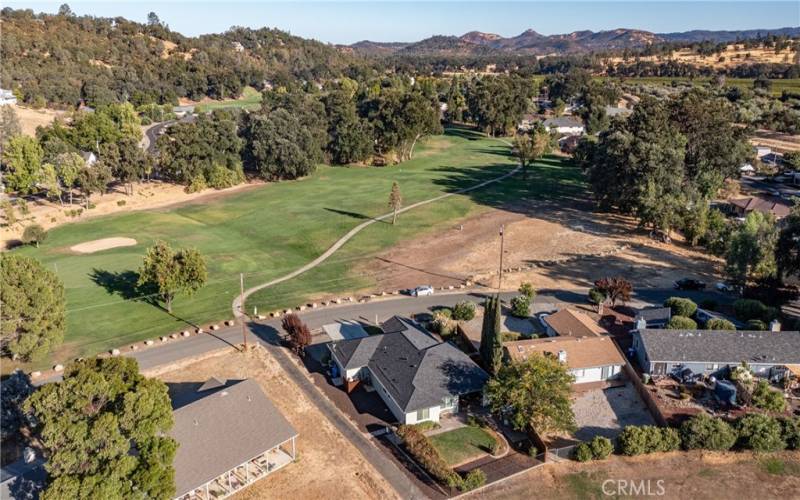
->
[543, 116, 584, 128]
[638, 329, 800, 365]
[170, 379, 297, 497]
[330, 318, 488, 413]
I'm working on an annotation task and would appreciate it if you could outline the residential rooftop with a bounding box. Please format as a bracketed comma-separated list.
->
[544, 308, 608, 337]
[330, 317, 488, 413]
[504, 336, 626, 369]
[636, 329, 800, 365]
[169, 378, 297, 498]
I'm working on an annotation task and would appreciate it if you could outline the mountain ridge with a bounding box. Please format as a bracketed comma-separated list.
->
[347, 26, 800, 56]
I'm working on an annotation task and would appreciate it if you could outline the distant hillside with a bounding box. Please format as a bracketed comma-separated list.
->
[348, 26, 800, 56]
[1, 8, 353, 108]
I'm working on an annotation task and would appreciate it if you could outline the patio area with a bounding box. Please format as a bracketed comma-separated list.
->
[177, 438, 296, 500]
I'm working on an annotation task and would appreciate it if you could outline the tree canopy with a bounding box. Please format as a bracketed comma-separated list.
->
[137, 240, 208, 313]
[486, 353, 576, 434]
[0, 253, 66, 361]
[24, 357, 176, 500]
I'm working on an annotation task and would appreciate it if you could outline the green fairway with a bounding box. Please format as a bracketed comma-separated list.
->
[12, 128, 584, 367]
[194, 86, 263, 112]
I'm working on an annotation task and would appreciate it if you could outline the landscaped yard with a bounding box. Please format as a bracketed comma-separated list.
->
[429, 426, 498, 466]
[9, 127, 584, 368]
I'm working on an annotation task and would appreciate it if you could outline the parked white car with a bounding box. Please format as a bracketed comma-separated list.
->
[412, 285, 434, 297]
[715, 282, 733, 292]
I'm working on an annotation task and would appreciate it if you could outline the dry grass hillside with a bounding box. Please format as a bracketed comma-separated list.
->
[604, 44, 798, 69]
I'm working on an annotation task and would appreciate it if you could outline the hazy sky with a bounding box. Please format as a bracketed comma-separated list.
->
[6, 1, 800, 44]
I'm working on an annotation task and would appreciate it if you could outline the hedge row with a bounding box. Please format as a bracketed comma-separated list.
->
[616, 414, 800, 457]
[396, 425, 487, 492]
[574, 436, 614, 462]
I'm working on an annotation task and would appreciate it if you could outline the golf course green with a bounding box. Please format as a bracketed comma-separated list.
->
[13, 127, 584, 366]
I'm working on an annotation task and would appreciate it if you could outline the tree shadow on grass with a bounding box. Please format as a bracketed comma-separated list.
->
[444, 126, 485, 141]
[89, 269, 141, 300]
[324, 207, 389, 224]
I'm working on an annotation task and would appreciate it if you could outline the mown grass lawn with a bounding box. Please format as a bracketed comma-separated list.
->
[11, 127, 584, 368]
[429, 426, 498, 466]
[195, 86, 263, 112]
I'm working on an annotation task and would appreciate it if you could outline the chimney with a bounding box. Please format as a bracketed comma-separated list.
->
[557, 350, 567, 363]
[769, 320, 781, 332]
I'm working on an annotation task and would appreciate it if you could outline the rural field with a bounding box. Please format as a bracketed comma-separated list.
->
[598, 76, 800, 96]
[470, 450, 800, 500]
[192, 85, 263, 112]
[10, 127, 538, 366]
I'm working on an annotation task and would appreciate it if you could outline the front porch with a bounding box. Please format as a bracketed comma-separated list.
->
[176, 436, 296, 500]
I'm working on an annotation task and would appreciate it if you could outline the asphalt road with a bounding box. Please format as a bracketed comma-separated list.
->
[122, 287, 727, 372]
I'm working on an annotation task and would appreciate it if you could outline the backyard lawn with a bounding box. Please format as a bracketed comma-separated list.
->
[10, 127, 585, 368]
[429, 426, 499, 466]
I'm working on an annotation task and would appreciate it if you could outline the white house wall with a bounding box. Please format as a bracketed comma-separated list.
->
[570, 364, 622, 384]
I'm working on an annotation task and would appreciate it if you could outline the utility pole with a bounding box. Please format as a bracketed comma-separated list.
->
[498, 225, 505, 290]
[240, 273, 248, 349]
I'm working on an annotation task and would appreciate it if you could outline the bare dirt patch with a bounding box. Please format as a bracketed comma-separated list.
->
[157, 346, 398, 500]
[468, 450, 800, 500]
[362, 202, 722, 293]
[751, 129, 800, 153]
[70, 237, 137, 254]
[12, 104, 67, 136]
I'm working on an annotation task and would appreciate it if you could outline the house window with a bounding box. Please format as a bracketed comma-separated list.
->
[416, 407, 430, 421]
[442, 396, 457, 410]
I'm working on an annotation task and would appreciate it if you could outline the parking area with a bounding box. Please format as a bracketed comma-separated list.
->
[571, 382, 656, 441]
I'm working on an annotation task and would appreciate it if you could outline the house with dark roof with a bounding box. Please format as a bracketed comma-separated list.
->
[728, 196, 792, 220]
[634, 307, 672, 329]
[632, 328, 800, 378]
[170, 378, 298, 499]
[328, 316, 488, 425]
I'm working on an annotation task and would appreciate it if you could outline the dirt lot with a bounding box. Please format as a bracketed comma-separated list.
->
[751, 129, 800, 153]
[362, 201, 723, 293]
[603, 45, 797, 70]
[156, 347, 397, 500]
[470, 450, 800, 500]
[12, 104, 66, 136]
[1, 180, 263, 247]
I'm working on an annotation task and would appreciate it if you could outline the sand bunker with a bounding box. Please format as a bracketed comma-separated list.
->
[70, 237, 137, 254]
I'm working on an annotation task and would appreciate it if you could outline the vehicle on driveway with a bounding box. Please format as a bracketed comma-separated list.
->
[411, 285, 434, 297]
[674, 278, 706, 290]
[715, 282, 733, 293]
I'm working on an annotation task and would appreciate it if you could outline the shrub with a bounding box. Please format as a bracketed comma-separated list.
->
[574, 442, 593, 462]
[452, 301, 476, 321]
[588, 287, 606, 305]
[518, 282, 536, 300]
[746, 319, 767, 330]
[733, 299, 771, 322]
[706, 318, 736, 330]
[431, 309, 454, 337]
[21, 224, 47, 247]
[185, 175, 208, 193]
[664, 297, 697, 318]
[510, 295, 531, 318]
[618, 425, 678, 456]
[751, 380, 786, 412]
[500, 331, 522, 342]
[116, 199, 127, 207]
[396, 425, 460, 486]
[281, 314, 311, 356]
[207, 164, 244, 189]
[412, 421, 441, 432]
[779, 417, 800, 450]
[736, 414, 786, 452]
[589, 436, 614, 460]
[666, 316, 698, 330]
[460, 468, 486, 491]
[680, 414, 737, 451]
